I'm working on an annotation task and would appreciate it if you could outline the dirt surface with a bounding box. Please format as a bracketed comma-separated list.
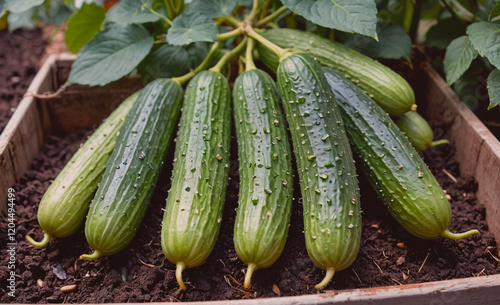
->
[0, 28, 48, 133]
[0, 119, 498, 303]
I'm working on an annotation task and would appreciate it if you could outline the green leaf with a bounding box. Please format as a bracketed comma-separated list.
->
[467, 22, 500, 70]
[7, 8, 36, 31]
[139, 44, 189, 83]
[487, 68, 500, 109]
[186, 42, 209, 68]
[185, 0, 239, 18]
[64, 3, 105, 53]
[489, 3, 500, 21]
[2, 0, 44, 14]
[426, 18, 466, 49]
[105, 0, 159, 24]
[166, 12, 217, 46]
[345, 23, 411, 59]
[280, 0, 378, 39]
[452, 65, 481, 109]
[444, 35, 478, 85]
[69, 24, 154, 86]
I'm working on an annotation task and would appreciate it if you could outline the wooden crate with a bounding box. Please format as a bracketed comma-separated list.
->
[0, 54, 499, 304]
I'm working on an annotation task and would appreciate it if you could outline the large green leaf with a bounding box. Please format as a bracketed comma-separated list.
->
[105, 0, 159, 24]
[166, 12, 217, 46]
[487, 68, 500, 109]
[185, 0, 239, 18]
[345, 23, 411, 59]
[139, 44, 189, 83]
[7, 8, 36, 31]
[69, 24, 154, 86]
[64, 3, 105, 54]
[467, 22, 500, 70]
[280, 0, 378, 39]
[2, 0, 44, 14]
[444, 35, 478, 85]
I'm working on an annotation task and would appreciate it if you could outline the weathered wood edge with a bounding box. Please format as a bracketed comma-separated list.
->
[0, 54, 60, 217]
[421, 62, 500, 252]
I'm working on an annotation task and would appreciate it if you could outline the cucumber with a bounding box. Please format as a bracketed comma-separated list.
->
[161, 70, 231, 290]
[26, 91, 140, 247]
[396, 111, 449, 151]
[258, 28, 415, 116]
[232, 69, 293, 289]
[81, 78, 183, 260]
[322, 67, 479, 240]
[277, 53, 361, 289]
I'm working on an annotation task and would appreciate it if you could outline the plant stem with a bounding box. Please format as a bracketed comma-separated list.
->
[172, 42, 220, 85]
[314, 266, 335, 289]
[210, 37, 248, 74]
[176, 262, 187, 290]
[245, 25, 286, 58]
[244, 263, 257, 288]
[26, 232, 51, 247]
[223, 15, 242, 28]
[245, 38, 257, 71]
[409, 0, 423, 42]
[255, 6, 289, 27]
[173, 0, 184, 16]
[163, 0, 175, 21]
[431, 139, 450, 147]
[218, 27, 243, 41]
[246, 0, 260, 22]
[442, 0, 482, 23]
[440, 228, 480, 239]
[260, 0, 272, 19]
[402, 0, 415, 32]
[144, 3, 173, 26]
[79, 250, 102, 260]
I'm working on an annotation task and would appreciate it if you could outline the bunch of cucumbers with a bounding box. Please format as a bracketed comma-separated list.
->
[26, 24, 478, 291]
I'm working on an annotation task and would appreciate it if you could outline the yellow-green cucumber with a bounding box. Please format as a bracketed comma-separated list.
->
[258, 28, 416, 116]
[26, 91, 140, 247]
[396, 111, 449, 151]
[322, 67, 479, 240]
[81, 79, 183, 260]
[277, 53, 362, 289]
[161, 70, 231, 290]
[232, 68, 293, 289]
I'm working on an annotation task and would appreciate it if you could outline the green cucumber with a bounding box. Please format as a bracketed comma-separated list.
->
[258, 28, 415, 116]
[232, 68, 293, 289]
[161, 70, 231, 290]
[81, 78, 183, 260]
[322, 67, 479, 240]
[277, 53, 361, 289]
[26, 91, 140, 247]
[396, 111, 449, 151]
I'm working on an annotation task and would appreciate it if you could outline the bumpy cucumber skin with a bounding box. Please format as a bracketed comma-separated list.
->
[35, 91, 139, 240]
[322, 67, 451, 239]
[84, 79, 183, 257]
[161, 71, 231, 269]
[277, 54, 361, 274]
[396, 111, 435, 151]
[232, 69, 293, 270]
[258, 28, 415, 116]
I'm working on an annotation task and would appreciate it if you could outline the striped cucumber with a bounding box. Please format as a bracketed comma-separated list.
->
[396, 111, 449, 151]
[258, 28, 415, 116]
[26, 91, 139, 247]
[322, 67, 479, 240]
[81, 78, 183, 260]
[232, 68, 293, 288]
[161, 70, 231, 290]
[277, 53, 362, 289]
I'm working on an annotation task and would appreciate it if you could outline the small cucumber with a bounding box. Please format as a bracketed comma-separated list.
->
[161, 71, 231, 290]
[396, 111, 449, 151]
[81, 78, 183, 260]
[322, 67, 479, 240]
[232, 69, 293, 288]
[258, 28, 415, 116]
[277, 53, 362, 289]
[26, 91, 140, 247]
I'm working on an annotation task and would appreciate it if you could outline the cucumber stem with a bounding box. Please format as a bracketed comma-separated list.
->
[245, 38, 257, 71]
[245, 0, 260, 22]
[255, 6, 290, 27]
[440, 228, 480, 239]
[209, 37, 248, 74]
[218, 27, 243, 41]
[314, 266, 335, 289]
[176, 262, 187, 290]
[244, 263, 257, 288]
[431, 139, 450, 147]
[26, 232, 51, 247]
[172, 42, 220, 86]
[79, 249, 102, 260]
[244, 25, 287, 59]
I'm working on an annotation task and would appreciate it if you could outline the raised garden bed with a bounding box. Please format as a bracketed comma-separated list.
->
[0, 54, 499, 304]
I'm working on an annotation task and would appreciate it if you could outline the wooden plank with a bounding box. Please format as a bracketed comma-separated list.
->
[0, 54, 58, 217]
[421, 62, 500, 251]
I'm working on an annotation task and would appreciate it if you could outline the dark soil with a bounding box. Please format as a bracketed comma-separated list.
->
[0, 28, 47, 133]
[0, 119, 499, 303]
